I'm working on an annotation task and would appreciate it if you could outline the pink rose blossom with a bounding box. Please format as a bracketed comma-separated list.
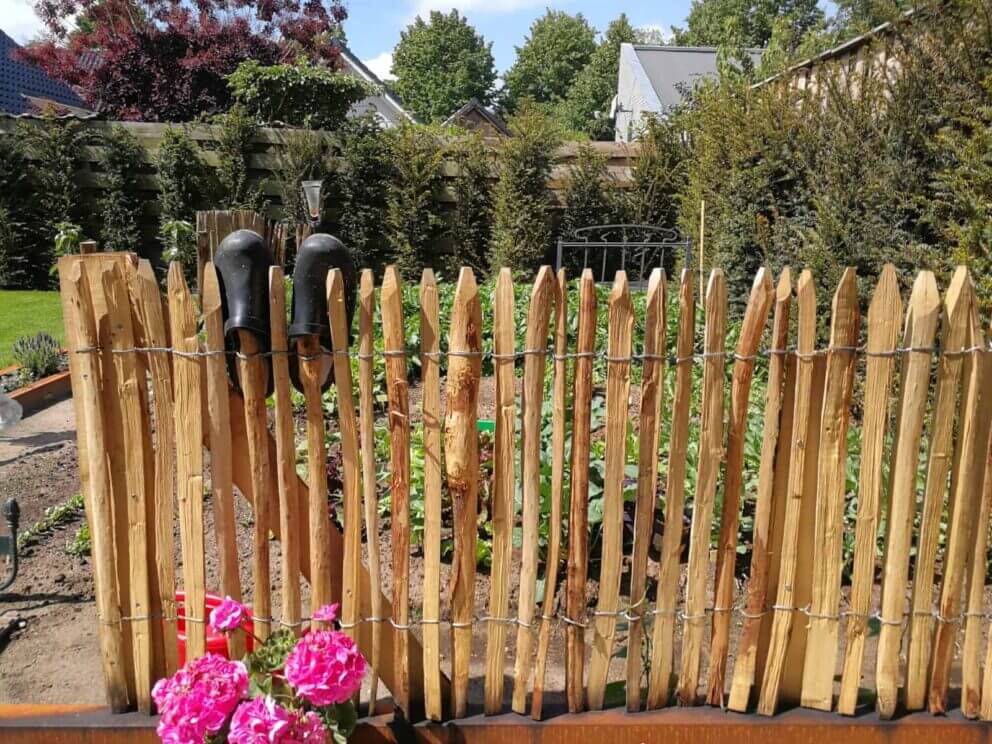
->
[153, 653, 248, 743]
[284, 630, 366, 706]
[229, 696, 292, 744]
[210, 596, 250, 633]
[284, 709, 327, 744]
[311, 603, 340, 624]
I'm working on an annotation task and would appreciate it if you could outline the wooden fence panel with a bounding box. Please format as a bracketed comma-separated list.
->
[837, 265, 902, 715]
[511, 267, 555, 714]
[876, 271, 940, 719]
[647, 269, 695, 710]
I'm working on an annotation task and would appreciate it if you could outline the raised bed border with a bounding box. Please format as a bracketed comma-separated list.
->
[1, 364, 72, 417]
[1, 703, 990, 744]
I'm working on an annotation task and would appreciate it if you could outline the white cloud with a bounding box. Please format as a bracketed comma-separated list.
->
[411, 0, 550, 18]
[363, 51, 395, 81]
[1, 0, 47, 43]
[636, 24, 673, 45]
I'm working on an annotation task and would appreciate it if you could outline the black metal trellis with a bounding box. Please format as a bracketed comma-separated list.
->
[555, 224, 692, 285]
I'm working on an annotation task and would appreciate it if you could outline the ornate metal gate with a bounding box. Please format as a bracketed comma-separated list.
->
[555, 224, 692, 284]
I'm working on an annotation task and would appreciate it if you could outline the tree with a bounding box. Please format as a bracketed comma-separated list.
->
[558, 14, 638, 140]
[672, 0, 824, 49]
[391, 10, 497, 123]
[831, 0, 911, 34]
[18, 0, 347, 121]
[502, 10, 596, 113]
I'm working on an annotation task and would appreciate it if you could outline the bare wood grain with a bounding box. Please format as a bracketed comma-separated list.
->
[962, 426, 992, 719]
[836, 265, 902, 715]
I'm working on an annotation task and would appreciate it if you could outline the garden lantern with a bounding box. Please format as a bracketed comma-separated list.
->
[301, 180, 324, 227]
[0, 498, 20, 592]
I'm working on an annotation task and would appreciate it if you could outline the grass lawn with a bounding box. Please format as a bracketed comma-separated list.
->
[0, 291, 64, 367]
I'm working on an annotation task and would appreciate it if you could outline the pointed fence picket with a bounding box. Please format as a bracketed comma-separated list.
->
[58, 256, 992, 727]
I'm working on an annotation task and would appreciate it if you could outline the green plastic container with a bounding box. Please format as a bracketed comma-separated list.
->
[477, 419, 495, 433]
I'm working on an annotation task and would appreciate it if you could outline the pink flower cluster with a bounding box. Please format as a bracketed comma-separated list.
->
[284, 629, 366, 706]
[229, 696, 326, 744]
[152, 653, 248, 744]
[210, 595, 250, 633]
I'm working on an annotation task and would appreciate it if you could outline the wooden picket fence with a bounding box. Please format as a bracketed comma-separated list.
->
[58, 252, 992, 724]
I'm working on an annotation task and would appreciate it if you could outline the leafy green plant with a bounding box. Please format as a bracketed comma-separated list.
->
[156, 127, 209, 225]
[52, 222, 83, 272]
[275, 129, 334, 225]
[228, 59, 372, 131]
[12, 332, 62, 384]
[448, 131, 496, 275]
[98, 126, 144, 252]
[17, 493, 85, 549]
[214, 104, 266, 213]
[67, 522, 91, 557]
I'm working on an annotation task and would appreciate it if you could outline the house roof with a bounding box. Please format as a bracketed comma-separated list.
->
[331, 39, 415, 124]
[0, 30, 88, 115]
[625, 44, 764, 109]
[443, 98, 509, 136]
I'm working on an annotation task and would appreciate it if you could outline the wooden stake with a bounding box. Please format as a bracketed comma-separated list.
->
[298, 331, 332, 619]
[62, 261, 130, 712]
[167, 262, 207, 660]
[268, 266, 302, 635]
[929, 294, 992, 714]
[358, 270, 383, 712]
[757, 270, 818, 716]
[728, 268, 792, 712]
[328, 270, 362, 656]
[565, 270, 597, 714]
[836, 265, 902, 715]
[587, 272, 634, 710]
[130, 260, 179, 678]
[531, 268, 569, 721]
[381, 266, 412, 718]
[419, 269, 442, 721]
[874, 271, 940, 719]
[445, 267, 482, 719]
[707, 268, 773, 707]
[202, 263, 245, 659]
[511, 266, 555, 715]
[903, 266, 970, 712]
[647, 269, 695, 710]
[678, 269, 727, 706]
[625, 268, 666, 712]
[801, 268, 861, 711]
[962, 429, 992, 719]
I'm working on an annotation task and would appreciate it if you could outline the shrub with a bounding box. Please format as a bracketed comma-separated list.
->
[215, 104, 266, 213]
[334, 116, 393, 273]
[385, 124, 446, 278]
[99, 126, 144, 252]
[0, 136, 38, 288]
[156, 127, 209, 225]
[0, 206, 28, 289]
[275, 129, 334, 226]
[558, 143, 620, 270]
[448, 131, 496, 275]
[228, 59, 371, 130]
[491, 102, 562, 274]
[12, 332, 62, 384]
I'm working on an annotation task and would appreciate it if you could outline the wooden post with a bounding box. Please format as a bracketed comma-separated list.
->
[565, 270, 596, 714]
[962, 429, 992, 719]
[62, 261, 130, 712]
[531, 268, 569, 721]
[167, 263, 207, 661]
[381, 266, 412, 718]
[202, 263, 245, 659]
[486, 270, 515, 715]
[625, 268, 665, 712]
[587, 272, 634, 711]
[875, 271, 940, 719]
[647, 268, 695, 710]
[728, 267, 792, 712]
[268, 266, 302, 635]
[801, 268, 861, 711]
[419, 270, 442, 722]
[358, 270, 383, 711]
[707, 268, 773, 707]
[328, 270, 362, 659]
[903, 267, 969, 712]
[837, 265, 902, 715]
[757, 270, 818, 716]
[445, 268, 482, 720]
[511, 266, 554, 715]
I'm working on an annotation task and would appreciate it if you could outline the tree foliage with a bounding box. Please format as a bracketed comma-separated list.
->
[448, 131, 496, 275]
[214, 105, 266, 212]
[18, 0, 347, 121]
[491, 103, 563, 273]
[98, 126, 144, 251]
[672, 0, 824, 49]
[392, 10, 497, 123]
[228, 59, 371, 130]
[558, 14, 638, 140]
[502, 10, 597, 113]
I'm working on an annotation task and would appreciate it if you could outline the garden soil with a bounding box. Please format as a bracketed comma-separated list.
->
[0, 386, 958, 714]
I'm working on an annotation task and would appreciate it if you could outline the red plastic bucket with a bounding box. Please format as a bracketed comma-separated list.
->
[174, 591, 255, 666]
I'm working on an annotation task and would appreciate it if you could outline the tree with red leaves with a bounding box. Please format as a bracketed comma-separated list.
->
[18, 0, 348, 121]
